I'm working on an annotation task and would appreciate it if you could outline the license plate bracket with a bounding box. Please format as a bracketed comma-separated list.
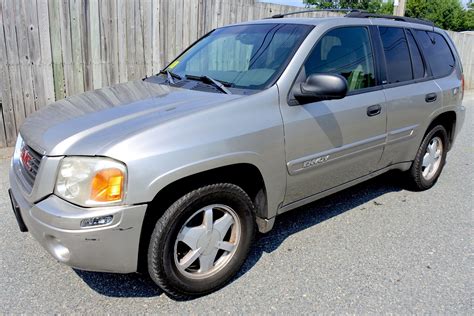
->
[8, 189, 28, 232]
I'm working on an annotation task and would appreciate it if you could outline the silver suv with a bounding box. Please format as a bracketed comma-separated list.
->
[9, 13, 465, 298]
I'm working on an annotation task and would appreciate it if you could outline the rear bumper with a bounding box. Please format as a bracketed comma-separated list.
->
[9, 167, 147, 273]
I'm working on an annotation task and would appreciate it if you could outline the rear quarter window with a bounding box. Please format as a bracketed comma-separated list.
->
[414, 30, 455, 78]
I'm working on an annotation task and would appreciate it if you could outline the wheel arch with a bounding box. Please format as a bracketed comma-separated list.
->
[425, 110, 457, 150]
[137, 162, 268, 272]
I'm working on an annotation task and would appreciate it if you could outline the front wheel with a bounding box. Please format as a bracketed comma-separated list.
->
[147, 183, 256, 299]
[407, 125, 448, 191]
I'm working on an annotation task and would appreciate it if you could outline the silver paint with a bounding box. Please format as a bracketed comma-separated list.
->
[8, 17, 466, 273]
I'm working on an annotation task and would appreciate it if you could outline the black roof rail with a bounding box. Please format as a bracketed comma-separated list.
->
[345, 11, 434, 27]
[269, 8, 361, 19]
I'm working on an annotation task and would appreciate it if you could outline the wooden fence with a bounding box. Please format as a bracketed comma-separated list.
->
[0, 0, 472, 148]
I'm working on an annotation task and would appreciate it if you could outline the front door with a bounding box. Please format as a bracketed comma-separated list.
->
[280, 26, 387, 205]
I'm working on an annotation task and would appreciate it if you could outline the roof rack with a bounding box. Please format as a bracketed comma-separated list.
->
[269, 9, 361, 19]
[345, 11, 434, 27]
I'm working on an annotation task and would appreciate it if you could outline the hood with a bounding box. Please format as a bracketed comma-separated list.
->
[20, 79, 243, 156]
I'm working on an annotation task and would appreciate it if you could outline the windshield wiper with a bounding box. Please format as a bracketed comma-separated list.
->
[158, 69, 182, 84]
[185, 74, 232, 94]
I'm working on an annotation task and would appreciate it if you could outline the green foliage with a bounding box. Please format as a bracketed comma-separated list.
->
[303, 0, 393, 13]
[303, 0, 473, 31]
[464, 9, 474, 30]
[366, 0, 394, 14]
[405, 0, 471, 31]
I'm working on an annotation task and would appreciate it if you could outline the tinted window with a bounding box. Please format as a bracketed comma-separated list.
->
[414, 30, 455, 77]
[406, 30, 425, 79]
[303, 27, 375, 91]
[379, 27, 412, 83]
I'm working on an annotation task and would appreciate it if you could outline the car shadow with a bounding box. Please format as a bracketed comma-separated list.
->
[74, 171, 405, 299]
[74, 269, 163, 298]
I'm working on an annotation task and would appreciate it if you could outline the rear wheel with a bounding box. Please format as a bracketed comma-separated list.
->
[407, 125, 448, 190]
[147, 183, 256, 299]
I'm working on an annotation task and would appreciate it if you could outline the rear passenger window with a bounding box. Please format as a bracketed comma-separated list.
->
[303, 27, 376, 91]
[379, 27, 412, 83]
[414, 30, 455, 77]
[406, 30, 425, 79]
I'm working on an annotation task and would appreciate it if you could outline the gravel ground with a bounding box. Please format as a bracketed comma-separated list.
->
[0, 94, 472, 314]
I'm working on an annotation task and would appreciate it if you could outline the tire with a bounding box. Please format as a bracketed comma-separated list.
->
[407, 125, 448, 191]
[147, 183, 256, 299]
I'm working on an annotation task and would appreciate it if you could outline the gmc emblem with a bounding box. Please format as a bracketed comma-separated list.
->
[20, 146, 33, 171]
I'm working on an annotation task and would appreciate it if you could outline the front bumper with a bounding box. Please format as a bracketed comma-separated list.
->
[9, 166, 147, 273]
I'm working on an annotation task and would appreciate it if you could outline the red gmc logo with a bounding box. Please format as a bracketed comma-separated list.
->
[20, 146, 32, 170]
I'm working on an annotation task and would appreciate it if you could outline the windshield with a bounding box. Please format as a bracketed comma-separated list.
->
[165, 24, 313, 90]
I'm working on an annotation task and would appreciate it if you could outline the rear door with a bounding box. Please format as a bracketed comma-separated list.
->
[280, 26, 387, 205]
[376, 26, 443, 168]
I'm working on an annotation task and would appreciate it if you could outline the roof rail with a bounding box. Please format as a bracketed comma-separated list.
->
[269, 8, 361, 19]
[345, 11, 434, 27]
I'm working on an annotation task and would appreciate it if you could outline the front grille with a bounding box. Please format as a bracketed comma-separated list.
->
[19, 144, 43, 187]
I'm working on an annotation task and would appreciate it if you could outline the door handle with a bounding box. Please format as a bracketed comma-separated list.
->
[425, 93, 437, 103]
[367, 104, 382, 117]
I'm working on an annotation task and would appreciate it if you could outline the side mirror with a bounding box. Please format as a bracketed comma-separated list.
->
[293, 73, 348, 105]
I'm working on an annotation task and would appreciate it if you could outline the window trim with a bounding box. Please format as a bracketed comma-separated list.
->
[405, 28, 430, 80]
[287, 25, 381, 105]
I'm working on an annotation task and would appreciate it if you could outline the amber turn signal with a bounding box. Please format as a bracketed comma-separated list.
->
[90, 168, 124, 202]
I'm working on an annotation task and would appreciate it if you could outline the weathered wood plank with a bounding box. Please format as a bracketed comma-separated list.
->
[117, 0, 128, 82]
[175, 0, 183, 54]
[189, 0, 199, 43]
[59, 0, 74, 96]
[99, 0, 110, 86]
[15, 0, 36, 116]
[151, 0, 161, 73]
[109, 0, 119, 84]
[182, 0, 190, 49]
[90, 0, 102, 89]
[142, 0, 153, 77]
[209, 0, 217, 30]
[48, 0, 66, 100]
[134, 0, 145, 78]
[37, 0, 55, 105]
[69, 0, 85, 95]
[3, 0, 26, 131]
[159, 0, 168, 66]
[126, 0, 136, 79]
[25, 0, 46, 111]
[0, 0, 16, 145]
[166, 0, 176, 64]
[197, 0, 205, 38]
[80, 0, 92, 91]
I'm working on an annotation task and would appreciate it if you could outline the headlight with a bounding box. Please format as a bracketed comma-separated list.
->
[13, 134, 23, 160]
[55, 157, 127, 207]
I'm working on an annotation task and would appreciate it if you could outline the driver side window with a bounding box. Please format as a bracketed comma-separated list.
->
[304, 27, 376, 91]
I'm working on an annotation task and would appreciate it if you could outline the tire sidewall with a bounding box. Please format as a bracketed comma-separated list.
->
[148, 184, 255, 297]
[413, 125, 448, 189]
